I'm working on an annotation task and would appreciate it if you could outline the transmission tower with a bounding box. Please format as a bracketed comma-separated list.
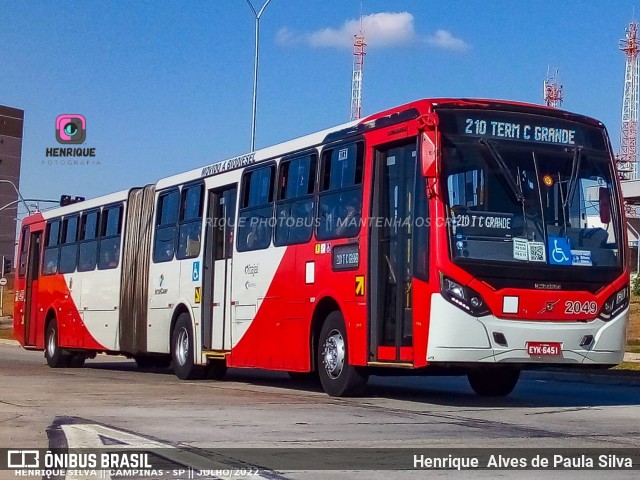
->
[543, 67, 563, 108]
[350, 6, 366, 121]
[618, 21, 640, 180]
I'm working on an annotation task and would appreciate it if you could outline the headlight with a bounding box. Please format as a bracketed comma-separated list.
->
[598, 285, 629, 321]
[441, 275, 490, 317]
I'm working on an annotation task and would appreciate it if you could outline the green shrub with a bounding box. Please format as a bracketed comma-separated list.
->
[633, 274, 640, 297]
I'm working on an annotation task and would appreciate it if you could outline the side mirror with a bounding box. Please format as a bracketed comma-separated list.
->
[420, 132, 437, 178]
[599, 187, 611, 224]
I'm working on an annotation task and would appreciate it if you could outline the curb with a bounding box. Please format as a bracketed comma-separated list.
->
[524, 370, 640, 387]
[625, 352, 640, 362]
[0, 338, 19, 346]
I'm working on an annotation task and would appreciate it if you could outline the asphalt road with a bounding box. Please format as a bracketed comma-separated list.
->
[0, 342, 639, 479]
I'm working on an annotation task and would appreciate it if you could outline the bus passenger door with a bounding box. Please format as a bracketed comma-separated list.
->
[369, 140, 421, 363]
[202, 186, 237, 351]
[24, 231, 42, 347]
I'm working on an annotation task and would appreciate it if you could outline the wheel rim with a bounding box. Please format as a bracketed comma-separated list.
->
[176, 327, 189, 366]
[322, 329, 345, 379]
[47, 328, 56, 358]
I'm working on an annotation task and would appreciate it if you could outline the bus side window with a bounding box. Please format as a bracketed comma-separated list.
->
[237, 164, 275, 252]
[98, 204, 123, 270]
[275, 153, 316, 246]
[176, 184, 203, 259]
[153, 189, 180, 263]
[42, 219, 61, 275]
[316, 142, 364, 240]
[18, 226, 29, 278]
[58, 215, 79, 274]
[78, 210, 100, 272]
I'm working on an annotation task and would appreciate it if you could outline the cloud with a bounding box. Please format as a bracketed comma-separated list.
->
[426, 29, 470, 52]
[276, 27, 298, 46]
[309, 12, 416, 49]
[276, 12, 469, 53]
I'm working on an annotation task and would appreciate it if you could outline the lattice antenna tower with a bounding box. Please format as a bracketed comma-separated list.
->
[543, 67, 563, 108]
[350, 2, 366, 121]
[618, 21, 640, 180]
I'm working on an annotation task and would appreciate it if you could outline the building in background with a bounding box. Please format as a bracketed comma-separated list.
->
[0, 105, 24, 268]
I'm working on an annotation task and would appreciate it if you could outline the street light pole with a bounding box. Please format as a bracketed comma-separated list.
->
[0, 200, 19, 213]
[0, 180, 32, 214]
[0, 198, 58, 213]
[244, 0, 272, 152]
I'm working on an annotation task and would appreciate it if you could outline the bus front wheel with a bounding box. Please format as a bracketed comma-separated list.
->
[467, 367, 520, 396]
[45, 319, 70, 368]
[171, 313, 206, 380]
[317, 311, 368, 397]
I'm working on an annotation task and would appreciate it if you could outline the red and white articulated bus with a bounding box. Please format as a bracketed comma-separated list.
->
[14, 99, 630, 397]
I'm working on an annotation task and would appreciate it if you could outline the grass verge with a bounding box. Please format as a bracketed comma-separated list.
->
[613, 362, 640, 372]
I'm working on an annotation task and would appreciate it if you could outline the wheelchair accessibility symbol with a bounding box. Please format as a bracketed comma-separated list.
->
[548, 236, 572, 265]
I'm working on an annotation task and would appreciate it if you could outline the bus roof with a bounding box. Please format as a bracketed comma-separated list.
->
[155, 119, 360, 190]
[156, 98, 603, 191]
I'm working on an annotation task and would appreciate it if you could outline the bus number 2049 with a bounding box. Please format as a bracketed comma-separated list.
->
[564, 301, 598, 315]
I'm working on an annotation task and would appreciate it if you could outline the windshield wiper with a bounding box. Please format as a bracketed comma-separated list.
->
[563, 146, 582, 209]
[479, 139, 524, 204]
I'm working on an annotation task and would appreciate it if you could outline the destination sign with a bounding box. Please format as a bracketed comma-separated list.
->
[332, 243, 360, 271]
[437, 109, 606, 150]
[464, 118, 575, 145]
[452, 210, 514, 238]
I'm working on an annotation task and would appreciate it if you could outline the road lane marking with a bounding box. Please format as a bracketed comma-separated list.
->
[54, 418, 291, 480]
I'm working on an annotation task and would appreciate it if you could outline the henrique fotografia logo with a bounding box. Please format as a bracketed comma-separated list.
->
[56, 114, 86, 144]
[7, 450, 39, 468]
[44, 113, 99, 166]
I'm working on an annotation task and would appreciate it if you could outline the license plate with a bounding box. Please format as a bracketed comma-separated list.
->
[527, 342, 562, 356]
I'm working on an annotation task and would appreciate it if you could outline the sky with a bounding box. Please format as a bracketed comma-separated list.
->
[0, 0, 637, 215]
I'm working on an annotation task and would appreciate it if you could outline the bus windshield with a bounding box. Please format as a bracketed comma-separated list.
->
[441, 136, 621, 268]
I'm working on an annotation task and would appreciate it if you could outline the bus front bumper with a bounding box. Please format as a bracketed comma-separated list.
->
[426, 294, 627, 365]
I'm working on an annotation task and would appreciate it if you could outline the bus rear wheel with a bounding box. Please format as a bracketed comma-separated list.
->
[317, 311, 368, 397]
[171, 313, 206, 380]
[45, 319, 70, 368]
[467, 367, 520, 396]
